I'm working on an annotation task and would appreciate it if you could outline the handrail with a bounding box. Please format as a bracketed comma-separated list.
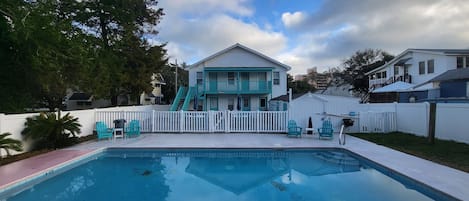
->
[181, 87, 196, 111]
[339, 124, 346, 145]
[170, 87, 187, 111]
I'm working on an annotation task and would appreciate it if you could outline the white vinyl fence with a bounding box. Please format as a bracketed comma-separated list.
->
[95, 110, 288, 133]
[358, 112, 396, 133]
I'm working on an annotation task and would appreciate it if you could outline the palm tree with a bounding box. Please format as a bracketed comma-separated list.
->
[0, 132, 23, 158]
[21, 112, 81, 150]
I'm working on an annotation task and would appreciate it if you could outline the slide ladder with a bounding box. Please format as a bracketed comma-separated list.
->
[170, 87, 187, 111]
[181, 86, 196, 111]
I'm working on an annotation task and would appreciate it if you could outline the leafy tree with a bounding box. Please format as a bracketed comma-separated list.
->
[72, 0, 167, 105]
[161, 62, 188, 103]
[287, 74, 315, 94]
[22, 112, 81, 150]
[341, 49, 394, 93]
[0, 0, 169, 112]
[0, 133, 23, 158]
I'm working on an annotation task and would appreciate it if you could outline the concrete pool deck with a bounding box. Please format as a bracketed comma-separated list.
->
[1, 133, 468, 200]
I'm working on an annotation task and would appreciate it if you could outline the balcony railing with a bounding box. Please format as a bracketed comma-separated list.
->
[203, 81, 272, 94]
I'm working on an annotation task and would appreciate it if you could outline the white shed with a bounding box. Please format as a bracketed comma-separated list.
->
[289, 93, 361, 133]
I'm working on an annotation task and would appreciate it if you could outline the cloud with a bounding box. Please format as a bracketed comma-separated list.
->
[154, 0, 469, 76]
[281, 11, 307, 28]
[155, 1, 288, 66]
[282, 0, 469, 74]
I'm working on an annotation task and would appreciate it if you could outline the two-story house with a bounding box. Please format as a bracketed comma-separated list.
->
[175, 43, 290, 111]
[366, 49, 469, 103]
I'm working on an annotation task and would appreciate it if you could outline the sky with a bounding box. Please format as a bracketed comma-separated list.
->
[151, 0, 469, 75]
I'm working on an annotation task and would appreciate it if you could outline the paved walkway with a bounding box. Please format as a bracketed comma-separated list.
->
[1, 133, 468, 200]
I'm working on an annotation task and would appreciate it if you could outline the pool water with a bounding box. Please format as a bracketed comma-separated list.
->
[1, 149, 454, 201]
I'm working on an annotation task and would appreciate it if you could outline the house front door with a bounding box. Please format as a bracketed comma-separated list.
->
[242, 96, 250, 111]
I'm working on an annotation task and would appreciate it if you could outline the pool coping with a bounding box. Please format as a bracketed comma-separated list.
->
[0, 134, 467, 200]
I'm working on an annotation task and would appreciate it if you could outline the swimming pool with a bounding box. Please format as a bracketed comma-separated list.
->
[0, 148, 456, 201]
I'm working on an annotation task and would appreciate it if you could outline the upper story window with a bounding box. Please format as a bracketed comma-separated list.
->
[457, 57, 464, 68]
[227, 72, 235, 85]
[196, 72, 203, 85]
[394, 66, 399, 75]
[419, 61, 425, 74]
[273, 72, 280, 85]
[427, 60, 434, 74]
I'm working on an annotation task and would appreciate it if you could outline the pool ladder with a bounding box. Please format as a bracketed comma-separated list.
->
[339, 125, 346, 145]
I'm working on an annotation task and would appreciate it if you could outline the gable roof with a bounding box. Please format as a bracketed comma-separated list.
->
[68, 92, 92, 101]
[371, 81, 415, 93]
[429, 68, 469, 82]
[366, 48, 469, 75]
[189, 43, 291, 70]
[270, 93, 306, 102]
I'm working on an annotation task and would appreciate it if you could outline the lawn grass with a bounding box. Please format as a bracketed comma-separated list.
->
[349, 132, 469, 173]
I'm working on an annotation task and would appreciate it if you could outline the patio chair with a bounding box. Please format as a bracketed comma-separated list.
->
[318, 119, 334, 140]
[96, 121, 114, 140]
[287, 120, 302, 138]
[125, 120, 141, 138]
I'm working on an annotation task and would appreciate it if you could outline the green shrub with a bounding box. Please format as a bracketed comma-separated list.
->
[21, 112, 81, 150]
[0, 132, 23, 158]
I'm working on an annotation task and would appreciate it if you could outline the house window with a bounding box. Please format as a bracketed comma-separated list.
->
[196, 72, 203, 85]
[376, 73, 382, 79]
[227, 72, 235, 85]
[394, 66, 399, 75]
[382, 71, 387, 79]
[427, 60, 434, 74]
[457, 57, 464, 68]
[273, 72, 280, 85]
[227, 98, 234, 111]
[419, 61, 425, 74]
[466, 57, 469, 68]
[259, 97, 267, 111]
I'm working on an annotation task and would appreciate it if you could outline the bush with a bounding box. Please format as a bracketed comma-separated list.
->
[0, 132, 23, 158]
[21, 112, 81, 150]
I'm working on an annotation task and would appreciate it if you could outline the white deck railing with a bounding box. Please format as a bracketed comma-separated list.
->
[96, 110, 288, 133]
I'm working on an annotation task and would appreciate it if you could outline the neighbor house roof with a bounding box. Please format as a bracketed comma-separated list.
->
[189, 43, 291, 71]
[429, 68, 469, 82]
[68, 93, 92, 101]
[270, 93, 306, 102]
[366, 48, 469, 75]
[372, 81, 415, 93]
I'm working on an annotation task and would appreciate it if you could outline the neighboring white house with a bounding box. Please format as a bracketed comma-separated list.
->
[182, 43, 290, 111]
[366, 49, 469, 102]
[140, 73, 166, 105]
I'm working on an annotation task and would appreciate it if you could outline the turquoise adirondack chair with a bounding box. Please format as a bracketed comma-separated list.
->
[96, 121, 114, 140]
[125, 120, 141, 138]
[287, 120, 302, 138]
[318, 119, 334, 139]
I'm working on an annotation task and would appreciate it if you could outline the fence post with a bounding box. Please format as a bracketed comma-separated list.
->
[152, 110, 155, 133]
[428, 103, 436, 144]
[0, 113, 4, 134]
[256, 110, 260, 133]
[394, 102, 398, 131]
[225, 110, 230, 133]
[180, 110, 184, 133]
[208, 110, 213, 133]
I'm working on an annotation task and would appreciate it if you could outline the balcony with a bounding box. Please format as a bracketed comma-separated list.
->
[203, 81, 272, 94]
